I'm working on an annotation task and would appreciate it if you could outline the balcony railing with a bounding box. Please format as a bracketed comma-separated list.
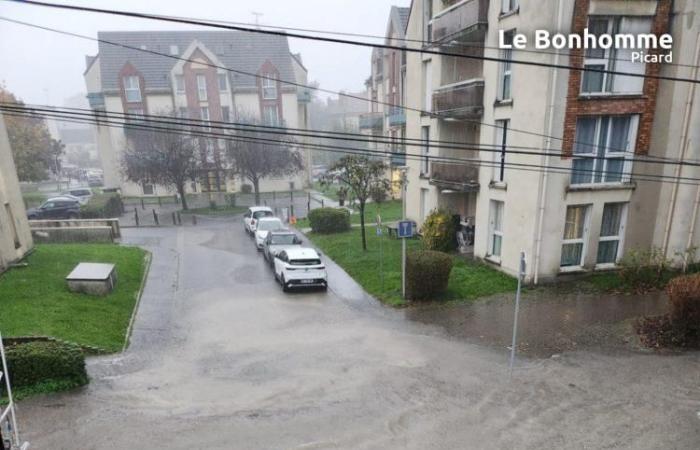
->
[432, 79, 484, 119]
[359, 112, 384, 130]
[430, 162, 479, 192]
[386, 107, 406, 127]
[431, 0, 489, 45]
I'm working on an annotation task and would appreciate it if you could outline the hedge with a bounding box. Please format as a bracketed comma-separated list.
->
[406, 250, 454, 301]
[308, 207, 351, 233]
[4, 340, 88, 390]
[81, 193, 123, 218]
[421, 209, 457, 253]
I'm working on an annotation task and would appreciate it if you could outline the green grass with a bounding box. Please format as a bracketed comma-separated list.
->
[0, 244, 148, 352]
[22, 192, 47, 208]
[312, 182, 340, 201]
[307, 228, 517, 306]
[297, 200, 403, 230]
[181, 205, 247, 216]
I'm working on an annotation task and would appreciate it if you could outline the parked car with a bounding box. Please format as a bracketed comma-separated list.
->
[27, 197, 81, 220]
[263, 231, 302, 265]
[273, 247, 328, 292]
[243, 206, 274, 234]
[61, 188, 93, 205]
[254, 217, 286, 250]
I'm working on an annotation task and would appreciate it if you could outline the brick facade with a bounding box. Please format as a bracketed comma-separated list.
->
[561, 0, 672, 157]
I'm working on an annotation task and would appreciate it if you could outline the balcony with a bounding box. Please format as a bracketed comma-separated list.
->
[431, 0, 488, 46]
[390, 150, 406, 167]
[359, 112, 384, 130]
[429, 162, 479, 192]
[386, 107, 406, 127]
[432, 79, 484, 119]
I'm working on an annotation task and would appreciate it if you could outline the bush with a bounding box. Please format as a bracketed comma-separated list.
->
[4, 340, 88, 390]
[420, 208, 457, 252]
[308, 207, 351, 233]
[667, 273, 700, 338]
[81, 193, 123, 218]
[618, 247, 672, 291]
[241, 184, 253, 194]
[406, 250, 454, 301]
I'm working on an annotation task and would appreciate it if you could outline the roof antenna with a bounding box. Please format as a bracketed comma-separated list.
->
[251, 11, 263, 29]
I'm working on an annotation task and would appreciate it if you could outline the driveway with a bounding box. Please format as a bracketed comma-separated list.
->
[17, 216, 700, 449]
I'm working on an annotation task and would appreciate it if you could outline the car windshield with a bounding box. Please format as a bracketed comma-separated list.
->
[253, 211, 273, 220]
[270, 234, 296, 245]
[289, 258, 321, 266]
[257, 220, 282, 231]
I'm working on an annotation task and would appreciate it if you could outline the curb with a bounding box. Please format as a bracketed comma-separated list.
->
[122, 250, 153, 352]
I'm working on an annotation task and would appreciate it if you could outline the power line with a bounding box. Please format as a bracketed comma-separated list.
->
[6, 0, 697, 86]
[5, 106, 700, 187]
[5, 102, 700, 169]
[0, 16, 693, 163]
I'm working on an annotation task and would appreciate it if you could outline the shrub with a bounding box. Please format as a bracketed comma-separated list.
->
[406, 250, 454, 301]
[370, 184, 387, 204]
[81, 193, 123, 218]
[618, 247, 672, 291]
[4, 340, 88, 390]
[666, 273, 700, 337]
[308, 207, 351, 233]
[241, 184, 253, 194]
[420, 208, 457, 252]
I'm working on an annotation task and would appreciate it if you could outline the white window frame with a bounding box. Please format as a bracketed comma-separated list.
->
[560, 204, 591, 270]
[175, 75, 185, 94]
[123, 76, 141, 103]
[218, 73, 228, 91]
[422, 60, 432, 112]
[420, 125, 430, 175]
[263, 105, 279, 126]
[196, 74, 207, 101]
[221, 106, 230, 123]
[200, 106, 210, 121]
[488, 200, 504, 261]
[493, 119, 509, 183]
[596, 202, 628, 267]
[262, 76, 277, 100]
[571, 115, 638, 186]
[498, 31, 513, 101]
[204, 139, 216, 164]
[501, 0, 518, 14]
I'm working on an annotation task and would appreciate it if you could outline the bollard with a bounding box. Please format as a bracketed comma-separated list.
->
[177, 211, 182, 225]
[141, 198, 145, 210]
[321, 199, 325, 208]
[172, 212, 177, 225]
[158, 196, 162, 206]
[290, 190, 294, 202]
[134, 208, 139, 227]
[290, 204, 294, 218]
[273, 191, 276, 201]
[153, 209, 159, 226]
[192, 214, 197, 225]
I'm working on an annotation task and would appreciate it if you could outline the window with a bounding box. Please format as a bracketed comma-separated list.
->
[571, 115, 637, 185]
[498, 31, 514, 100]
[488, 200, 504, 258]
[169, 45, 179, 56]
[420, 126, 430, 175]
[422, 60, 432, 111]
[127, 108, 144, 118]
[204, 140, 216, 164]
[142, 183, 154, 195]
[178, 107, 189, 118]
[581, 17, 650, 94]
[420, 188, 430, 222]
[5, 203, 20, 249]
[561, 205, 590, 268]
[597, 203, 627, 265]
[175, 75, 185, 93]
[123, 76, 141, 103]
[200, 107, 210, 121]
[262, 76, 277, 99]
[222, 106, 230, 122]
[494, 119, 509, 182]
[218, 73, 228, 91]
[196, 74, 207, 101]
[263, 105, 279, 126]
[423, 0, 433, 43]
[501, 0, 518, 14]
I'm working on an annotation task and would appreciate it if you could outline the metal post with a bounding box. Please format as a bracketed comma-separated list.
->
[134, 208, 139, 227]
[273, 191, 276, 201]
[172, 212, 177, 225]
[141, 198, 145, 210]
[401, 168, 407, 299]
[509, 252, 526, 379]
[157, 196, 162, 206]
[192, 214, 197, 226]
[0, 332, 21, 447]
[379, 228, 384, 292]
[152, 209, 159, 226]
[177, 211, 182, 225]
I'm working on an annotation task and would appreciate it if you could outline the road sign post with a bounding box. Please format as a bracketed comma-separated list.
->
[509, 252, 526, 379]
[398, 220, 414, 299]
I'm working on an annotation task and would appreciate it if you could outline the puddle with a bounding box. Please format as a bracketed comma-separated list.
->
[404, 288, 669, 357]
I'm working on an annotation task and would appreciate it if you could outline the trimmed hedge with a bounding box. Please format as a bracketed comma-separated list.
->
[308, 207, 351, 233]
[4, 340, 88, 390]
[406, 250, 454, 301]
[81, 193, 123, 218]
[667, 273, 700, 339]
[421, 209, 457, 253]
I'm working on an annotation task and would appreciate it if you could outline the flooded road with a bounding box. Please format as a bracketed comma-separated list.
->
[16, 218, 700, 449]
[405, 288, 669, 357]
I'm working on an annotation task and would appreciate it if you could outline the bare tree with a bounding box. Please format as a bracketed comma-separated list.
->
[225, 115, 303, 204]
[121, 115, 200, 210]
[322, 155, 389, 251]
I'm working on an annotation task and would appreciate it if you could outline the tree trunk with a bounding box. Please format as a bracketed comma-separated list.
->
[359, 201, 367, 251]
[177, 182, 188, 210]
[253, 177, 261, 204]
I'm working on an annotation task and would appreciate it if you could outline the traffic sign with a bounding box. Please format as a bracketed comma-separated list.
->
[398, 220, 414, 238]
[376, 226, 382, 236]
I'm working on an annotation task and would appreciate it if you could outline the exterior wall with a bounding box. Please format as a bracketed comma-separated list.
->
[0, 113, 33, 272]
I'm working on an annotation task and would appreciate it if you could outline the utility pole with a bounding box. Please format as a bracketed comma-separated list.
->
[509, 252, 526, 379]
[251, 11, 263, 28]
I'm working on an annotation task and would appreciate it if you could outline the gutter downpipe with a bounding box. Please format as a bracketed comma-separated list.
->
[662, 31, 700, 261]
[533, 0, 565, 284]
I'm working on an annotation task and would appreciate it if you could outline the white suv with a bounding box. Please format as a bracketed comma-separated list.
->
[243, 206, 273, 234]
[273, 247, 328, 292]
[254, 217, 285, 250]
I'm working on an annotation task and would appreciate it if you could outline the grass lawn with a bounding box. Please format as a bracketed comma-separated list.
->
[296, 199, 403, 229]
[307, 228, 517, 306]
[312, 181, 340, 201]
[22, 192, 47, 208]
[0, 244, 148, 353]
[181, 205, 247, 216]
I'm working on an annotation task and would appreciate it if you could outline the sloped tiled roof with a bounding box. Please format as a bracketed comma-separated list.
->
[97, 30, 296, 92]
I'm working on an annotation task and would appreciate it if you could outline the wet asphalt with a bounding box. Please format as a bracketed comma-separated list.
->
[16, 216, 700, 449]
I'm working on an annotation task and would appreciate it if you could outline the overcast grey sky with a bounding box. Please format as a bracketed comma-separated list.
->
[0, 0, 411, 105]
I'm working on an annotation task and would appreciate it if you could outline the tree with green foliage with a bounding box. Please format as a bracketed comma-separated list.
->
[322, 155, 389, 251]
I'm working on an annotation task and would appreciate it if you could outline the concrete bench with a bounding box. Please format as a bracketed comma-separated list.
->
[66, 263, 117, 296]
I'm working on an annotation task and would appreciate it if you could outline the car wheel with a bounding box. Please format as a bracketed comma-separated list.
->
[281, 275, 289, 292]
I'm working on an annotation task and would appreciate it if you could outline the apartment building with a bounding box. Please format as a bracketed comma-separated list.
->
[84, 31, 311, 196]
[405, 0, 699, 282]
[0, 113, 33, 273]
[364, 6, 410, 194]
